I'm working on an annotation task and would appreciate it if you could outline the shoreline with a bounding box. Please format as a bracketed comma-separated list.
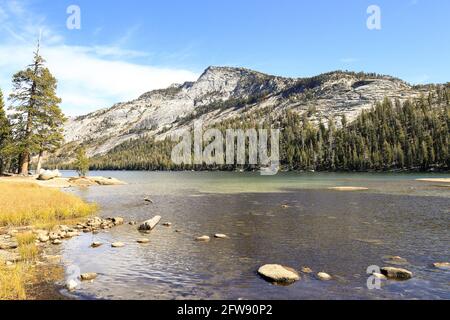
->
[0, 176, 124, 300]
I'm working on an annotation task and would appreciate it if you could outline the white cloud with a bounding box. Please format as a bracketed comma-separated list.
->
[0, 0, 199, 116]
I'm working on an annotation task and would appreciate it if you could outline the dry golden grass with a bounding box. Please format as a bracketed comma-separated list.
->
[16, 232, 36, 246]
[0, 182, 97, 227]
[0, 262, 28, 300]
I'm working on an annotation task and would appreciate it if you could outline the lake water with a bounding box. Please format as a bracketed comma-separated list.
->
[59, 171, 450, 300]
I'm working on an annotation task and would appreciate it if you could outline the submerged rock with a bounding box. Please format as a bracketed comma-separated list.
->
[301, 267, 313, 274]
[432, 262, 450, 270]
[383, 255, 409, 265]
[317, 272, 332, 281]
[381, 267, 413, 280]
[111, 242, 125, 248]
[214, 234, 228, 239]
[139, 216, 161, 231]
[195, 235, 210, 242]
[258, 264, 300, 284]
[90, 242, 102, 248]
[80, 273, 98, 281]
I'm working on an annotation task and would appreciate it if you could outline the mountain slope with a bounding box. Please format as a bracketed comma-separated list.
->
[63, 66, 433, 158]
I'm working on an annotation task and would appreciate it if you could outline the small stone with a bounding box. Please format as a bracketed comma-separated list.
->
[90, 242, 102, 248]
[162, 222, 172, 227]
[38, 235, 50, 243]
[317, 272, 332, 281]
[195, 235, 210, 242]
[301, 267, 313, 273]
[128, 221, 137, 225]
[6, 261, 13, 266]
[111, 217, 124, 225]
[52, 239, 62, 245]
[49, 233, 59, 240]
[384, 255, 409, 265]
[214, 234, 228, 239]
[381, 267, 413, 280]
[432, 262, 450, 270]
[281, 204, 289, 209]
[66, 279, 78, 291]
[144, 198, 154, 203]
[136, 238, 150, 244]
[80, 273, 98, 281]
[138, 216, 161, 231]
[111, 242, 125, 248]
[257, 264, 300, 284]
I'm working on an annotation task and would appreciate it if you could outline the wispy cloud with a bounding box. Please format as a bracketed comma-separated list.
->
[0, 1, 199, 116]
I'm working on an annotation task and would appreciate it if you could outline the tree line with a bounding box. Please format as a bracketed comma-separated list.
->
[84, 87, 449, 172]
[0, 43, 66, 176]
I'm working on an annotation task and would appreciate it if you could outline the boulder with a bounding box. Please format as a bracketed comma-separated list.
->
[138, 216, 161, 231]
[380, 267, 413, 280]
[80, 273, 98, 281]
[372, 272, 387, 280]
[257, 264, 300, 284]
[37, 169, 61, 181]
[317, 272, 332, 281]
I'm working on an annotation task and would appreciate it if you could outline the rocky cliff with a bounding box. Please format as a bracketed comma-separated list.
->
[63, 66, 431, 157]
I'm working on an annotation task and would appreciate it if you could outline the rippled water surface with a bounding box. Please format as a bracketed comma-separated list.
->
[60, 171, 449, 300]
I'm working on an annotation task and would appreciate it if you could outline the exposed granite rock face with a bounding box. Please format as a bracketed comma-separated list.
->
[62, 66, 433, 158]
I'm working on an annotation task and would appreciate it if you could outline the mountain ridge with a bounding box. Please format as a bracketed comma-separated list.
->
[62, 66, 438, 159]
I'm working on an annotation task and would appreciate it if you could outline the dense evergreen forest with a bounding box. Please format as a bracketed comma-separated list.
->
[56, 86, 449, 172]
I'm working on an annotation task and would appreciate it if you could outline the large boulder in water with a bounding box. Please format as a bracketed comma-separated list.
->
[381, 267, 413, 280]
[257, 264, 300, 284]
[138, 216, 161, 231]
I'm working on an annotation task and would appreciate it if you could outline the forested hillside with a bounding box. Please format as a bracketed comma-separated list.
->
[65, 86, 449, 172]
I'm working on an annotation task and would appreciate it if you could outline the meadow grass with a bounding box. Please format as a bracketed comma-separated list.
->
[0, 262, 27, 300]
[0, 182, 97, 227]
[0, 181, 97, 299]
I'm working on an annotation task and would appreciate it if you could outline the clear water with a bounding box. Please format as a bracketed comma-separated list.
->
[59, 171, 450, 300]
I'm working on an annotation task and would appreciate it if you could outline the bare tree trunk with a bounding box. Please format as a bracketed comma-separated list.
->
[36, 150, 44, 174]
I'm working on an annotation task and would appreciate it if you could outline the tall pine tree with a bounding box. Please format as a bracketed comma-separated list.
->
[0, 88, 11, 175]
[8, 42, 64, 174]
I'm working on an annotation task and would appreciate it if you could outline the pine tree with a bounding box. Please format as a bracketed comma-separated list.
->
[74, 147, 89, 177]
[8, 42, 63, 175]
[0, 88, 11, 175]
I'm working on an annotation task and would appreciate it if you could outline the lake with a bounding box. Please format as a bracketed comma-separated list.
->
[59, 171, 450, 300]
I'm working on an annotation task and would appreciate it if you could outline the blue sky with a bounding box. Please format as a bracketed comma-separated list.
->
[0, 0, 449, 116]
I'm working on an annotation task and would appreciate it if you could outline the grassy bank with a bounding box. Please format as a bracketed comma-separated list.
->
[0, 181, 97, 300]
[0, 182, 96, 227]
